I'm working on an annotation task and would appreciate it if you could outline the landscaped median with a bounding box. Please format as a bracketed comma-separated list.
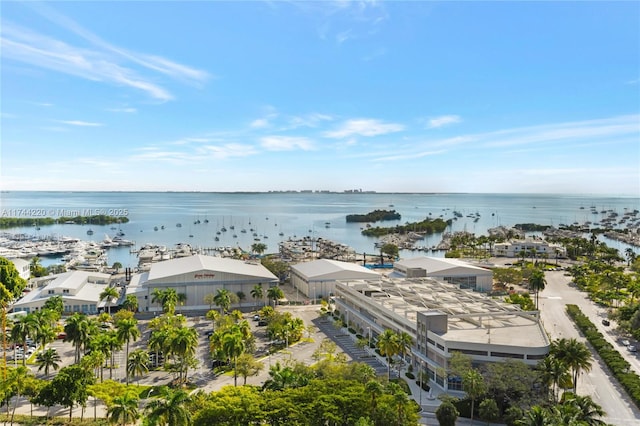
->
[566, 304, 640, 409]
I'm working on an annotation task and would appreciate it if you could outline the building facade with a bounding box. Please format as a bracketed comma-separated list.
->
[333, 277, 550, 392]
[392, 256, 494, 292]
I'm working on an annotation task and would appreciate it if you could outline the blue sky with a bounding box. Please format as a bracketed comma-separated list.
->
[1, 1, 638, 194]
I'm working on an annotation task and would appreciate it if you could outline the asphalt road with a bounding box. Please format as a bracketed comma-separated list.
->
[539, 270, 640, 426]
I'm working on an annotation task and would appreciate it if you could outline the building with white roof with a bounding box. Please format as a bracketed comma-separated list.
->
[494, 239, 566, 259]
[333, 277, 549, 392]
[127, 254, 279, 312]
[290, 259, 381, 300]
[11, 258, 30, 281]
[11, 271, 111, 314]
[392, 256, 494, 292]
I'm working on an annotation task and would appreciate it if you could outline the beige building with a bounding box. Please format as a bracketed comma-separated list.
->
[392, 256, 494, 292]
[128, 254, 279, 312]
[494, 239, 566, 259]
[290, 259, 381, 301]
[333, 277, 549, 392]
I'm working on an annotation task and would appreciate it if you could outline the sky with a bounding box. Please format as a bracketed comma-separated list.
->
[1, 1, 639, 195]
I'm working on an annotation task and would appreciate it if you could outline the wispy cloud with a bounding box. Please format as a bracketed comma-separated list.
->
[324, 118, 404, 138]
[250, 118, 270, 129]
[426, 115, 462, 129]
[372, 149, 445, 162]
[0, 4, 209, 101]
[55, 120, 103, 127]
[107, 107, 137, 113]
[260, 136, 314, 151]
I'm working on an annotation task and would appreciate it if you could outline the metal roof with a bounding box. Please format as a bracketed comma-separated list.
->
[291, 259, 381, 281]
[147, 254, 278, 282]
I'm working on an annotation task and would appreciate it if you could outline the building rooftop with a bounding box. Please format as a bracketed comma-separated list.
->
[337, 277, 548, 348]
[394, 256, 493, 275]
[291, 259, 380, 281]
[146, 254, 278, 282]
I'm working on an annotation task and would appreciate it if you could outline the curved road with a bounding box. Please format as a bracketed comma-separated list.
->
[539, 270, 640, 426]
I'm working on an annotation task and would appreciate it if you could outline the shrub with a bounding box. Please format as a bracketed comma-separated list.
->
[405, 371, 415, 379]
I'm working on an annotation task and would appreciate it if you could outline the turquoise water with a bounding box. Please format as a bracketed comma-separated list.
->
[1, 192, 638, 268]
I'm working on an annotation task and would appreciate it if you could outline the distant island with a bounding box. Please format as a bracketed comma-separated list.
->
[0, 215, 129, 229]
[361, 217, 450, 237]
[346, 209, 401, 223]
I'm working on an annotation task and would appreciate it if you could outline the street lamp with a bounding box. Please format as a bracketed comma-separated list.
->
[367, 327, 371, 351]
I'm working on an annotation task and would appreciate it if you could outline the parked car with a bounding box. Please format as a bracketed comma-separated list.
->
[602, 319, 610, 326]
[258, 320, 268, 326]
[57, 332, 67, 340]
[628, 345, 637, 353]
[252, 315, 260, 321]
[622, 339, 630, 346]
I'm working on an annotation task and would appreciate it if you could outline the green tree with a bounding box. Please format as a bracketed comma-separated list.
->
[550, 338, 592, 394]
[380, 243, 399, 262]
[267, 285, 284, 308]
[145, 386, 192, 426]
[377, 329, 399, 381]
[29, 256, 48, 278]
[167, 326, 198, 384]
[250, 284, 264, 308]
[528, 269, 547, 310]
[251, 243, 267, 256]
[11, 314, 39, 366]
[100, 286, 120, 316]
[222, 331, 246, 386]
[64, 313, 93, 364]
[538, 355, 571, 403]
[107, 393, 139, 426]
[127, 349, 149, 385]
[36, 348, 61, 379]
[203, 293, 216, 310]
[122, 294, 139, 313]
[436, 400, 459, 426]
[42, 364, 95, 420]
[151, 288, 178, 314]
[213, 288, 232, 314]
[561, 393, 606, 426]
[115, 318, 140, 385]
[478, 398, 499, 426]
[235, 353, 264, 385]
[42, 295, 64, 318]
[463, 369, 487, 425]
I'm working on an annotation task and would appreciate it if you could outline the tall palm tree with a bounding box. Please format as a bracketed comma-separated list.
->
[396, 331, 413, 377]
[515, 406, 551, 426]
[562, 393, 606, 426]
[267, 286, 284, 308]
[250, 284, 264, 308]
[35, 348, 61, 378]
[115, 318, 141, 385]
[100, 286, 120, 315]
[107, 393, 140, 426]
[148, 329, 169, 369]
[127, 349, 149, 385]
[528, 269, 546, 310]
[64, 313, 92, 364]
[121, 294, 139, 313]
[222, 331, 245, 386]
[538, 356, 570, 403]
[377, 329, 399, 380]
[463, 369, 487, 425]
[151, 288, 178, 314]
[145, 387, 192, 426]
[550, 338, 592, 394]
[167, 327, 198, 384]
[213, 288, 232, 314]
[11, 314, 39, 366]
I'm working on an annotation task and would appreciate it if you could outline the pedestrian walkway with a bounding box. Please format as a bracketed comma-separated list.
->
[312, 316, 387, 375]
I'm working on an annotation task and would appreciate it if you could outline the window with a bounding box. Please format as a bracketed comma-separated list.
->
[64, 305, 71, 312]
[89, 304, 97, 313]
[73, 305, 80, 312]
[451, 348, 488, 356]
[527, 353, 547, 360]
[81, 304, 89, 313]
[62, 289, 69, 294]
[491, 351, 524, 359]
[47, 290, 54, 295]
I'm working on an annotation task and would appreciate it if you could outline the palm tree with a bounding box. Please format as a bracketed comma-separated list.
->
[107, 393, 139, 426]
[251, 243, 267, 256]
[515, 406, 551, 426]
[121, 294, 139, 313]
[127, 349, 149, 384]
[100, 286, 120, 315]
[11, 314, 39, 366]
[550, 338, 592, 394]
[364, 380, 383, 417]
[463, 369, 487, 425]
[148, 329, 169, 369]
[250, 284, 264, 308]
[176, 293, 187, 314]
[267, 285, 284, 308]
[222, 331, 245, 386]
[213, 288, 232, 314]
[538, 356, 570, 403]
[167, 327, 198, 383]
[145, 387, 192, 426]
[64, 313, 92, 364]
[115, 318, 141, 385]
[377, 329, 399, 380]
[151, 288, 178, 314]
[36, 348, 61, 378]
[528, 269, 546, 310]
[396, 331, 413, 377]
[562, 393, 606, 426]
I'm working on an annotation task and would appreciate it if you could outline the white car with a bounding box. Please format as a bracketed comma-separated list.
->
[622, 339, 630, 346]
[628, 345, 637, 353]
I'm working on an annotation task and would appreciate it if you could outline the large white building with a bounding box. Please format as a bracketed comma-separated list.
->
[391, 256, 494, 292]
[11, 271, 111, 314]
[290, 259, 381, 300]
[11, 258, 30, 281]
[127, 254, 279, 312]
[494, 239, 566, 259]
[333, 277, 549, 392]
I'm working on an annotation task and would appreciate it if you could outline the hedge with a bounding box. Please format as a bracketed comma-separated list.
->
[566, 304, 640, 409]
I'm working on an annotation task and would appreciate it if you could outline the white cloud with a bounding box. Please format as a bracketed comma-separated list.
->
[107, 107, 137, 113]
[324, 118, 404, 138]
[426, 115, 462, 128]
[0, 7, 209, 101]
[56, 120, 103, 127]
[250, 118, 270, 129]
[260, 136, 314, 151]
